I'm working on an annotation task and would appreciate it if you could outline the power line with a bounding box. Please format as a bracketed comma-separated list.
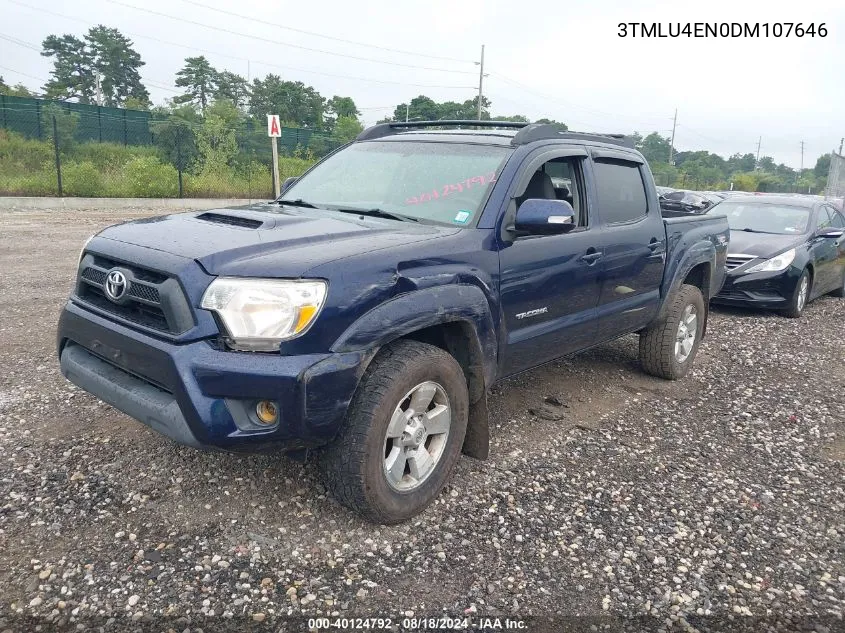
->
[488, 72, 667, 124]
[104, 0, 477, 75]
[170, 0, 474, 64]
[0, 64, 45, 82]
[0, 32, 41, 51]
[3, 3, 477, 90]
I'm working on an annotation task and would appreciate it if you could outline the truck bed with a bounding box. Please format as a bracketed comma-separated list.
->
[663, 213, 730, 300]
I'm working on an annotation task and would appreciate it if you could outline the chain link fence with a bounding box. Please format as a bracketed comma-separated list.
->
[824, 151, 845, 211]
[0, 95, 344, 198]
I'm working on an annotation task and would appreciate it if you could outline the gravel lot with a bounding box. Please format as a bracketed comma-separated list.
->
[1, 207, 844, 632]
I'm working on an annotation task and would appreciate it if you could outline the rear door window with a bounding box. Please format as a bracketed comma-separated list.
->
[593, 160, 648, 224]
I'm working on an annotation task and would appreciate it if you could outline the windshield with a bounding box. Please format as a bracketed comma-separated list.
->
[281, 141, 511, 226]
[713, 201, 812, 234]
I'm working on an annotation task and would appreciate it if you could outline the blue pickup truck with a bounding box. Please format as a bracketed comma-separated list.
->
[58, 121, 728, 523]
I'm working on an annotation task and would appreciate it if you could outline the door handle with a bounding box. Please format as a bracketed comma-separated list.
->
[648, 238, 665, 252]
[579, 249, 602, 265]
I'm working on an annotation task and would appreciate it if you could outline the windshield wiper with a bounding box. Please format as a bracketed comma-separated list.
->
[334, 207, 419, 223]
[276, 198, 318, 209]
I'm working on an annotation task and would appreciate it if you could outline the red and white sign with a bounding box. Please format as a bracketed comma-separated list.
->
[267, 114, 281, 137]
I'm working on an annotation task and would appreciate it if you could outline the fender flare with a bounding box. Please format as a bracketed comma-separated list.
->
[331, 284, 497, 460]
[659, 241, 715, 320]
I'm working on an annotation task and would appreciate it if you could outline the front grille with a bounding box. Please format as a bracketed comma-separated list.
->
[76, 254, 193, 335]
[717, 289, 747, 300]
[80, 284, 170, 330]
[725, 254, 757, 271]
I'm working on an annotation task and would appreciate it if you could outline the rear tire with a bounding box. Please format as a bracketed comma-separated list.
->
[317, 340, 468, 524]
[639, 284, 705, 380]
[783, 269, 811, 318]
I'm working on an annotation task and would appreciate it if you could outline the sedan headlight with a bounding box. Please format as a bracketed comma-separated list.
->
[201, 278, 327, 351]
[746, 248, 796, 273]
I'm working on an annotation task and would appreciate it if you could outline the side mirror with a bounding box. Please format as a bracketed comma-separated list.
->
[515, 199, 576, 235]
[281, 176, 298, 194]
[817, 228, 844, 239]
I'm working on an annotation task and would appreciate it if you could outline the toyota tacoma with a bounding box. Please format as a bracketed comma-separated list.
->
[58, 121, 729, 524]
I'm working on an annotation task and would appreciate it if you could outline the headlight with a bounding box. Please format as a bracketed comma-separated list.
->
[78, 234, 94, 266]
[201, 278, 327, 351]
[746, 248, 796, 273]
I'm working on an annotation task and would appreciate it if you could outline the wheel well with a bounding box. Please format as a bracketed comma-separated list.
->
[683, 262, 711, 296]
[401, 321, 486, 404]
[682, 262, 711, 337]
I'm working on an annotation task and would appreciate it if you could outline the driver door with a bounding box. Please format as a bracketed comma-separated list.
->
[498, 150, 603, 376]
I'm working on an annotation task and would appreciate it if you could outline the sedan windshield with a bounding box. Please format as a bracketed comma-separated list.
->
[713, 201, 811, 234]
[280, 141, 511, 226]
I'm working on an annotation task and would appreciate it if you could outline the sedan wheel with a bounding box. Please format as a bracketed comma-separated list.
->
[784, 269, 811, 318]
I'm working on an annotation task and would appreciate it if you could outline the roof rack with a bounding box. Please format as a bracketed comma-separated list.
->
[356, 120, 527, 141]
[356, 120, 634, 148]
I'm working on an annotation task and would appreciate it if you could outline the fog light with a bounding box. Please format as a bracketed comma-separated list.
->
[255, 400, 279, 425]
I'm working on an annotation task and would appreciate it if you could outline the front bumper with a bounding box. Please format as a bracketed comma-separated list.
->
[712, 266, 801, 309]
[57, 301, 371, 452]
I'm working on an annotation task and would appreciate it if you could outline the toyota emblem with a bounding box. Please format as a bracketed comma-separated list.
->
[104, 269, 129, 301]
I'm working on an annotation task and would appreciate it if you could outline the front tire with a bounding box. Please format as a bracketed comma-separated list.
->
[639, 283, 705, 380]
[317, 340, 468, 524]
[784, 269, 811, 318]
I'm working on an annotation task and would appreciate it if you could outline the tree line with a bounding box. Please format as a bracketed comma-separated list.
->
[0, 23, 834, 193]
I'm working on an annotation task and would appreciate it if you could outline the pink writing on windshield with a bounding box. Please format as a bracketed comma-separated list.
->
[405, 172, 497, 205]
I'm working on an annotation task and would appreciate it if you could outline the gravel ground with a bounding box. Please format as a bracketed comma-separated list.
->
[1, 208, 844, 632]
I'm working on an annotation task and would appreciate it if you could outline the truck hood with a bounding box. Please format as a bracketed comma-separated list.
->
[97, 204, 459, 277]
[727, 230, 805, 259]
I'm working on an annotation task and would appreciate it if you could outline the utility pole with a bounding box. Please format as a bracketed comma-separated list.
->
[798, 140, 805, 192]
[668, 108, 677, 165]
[755, 136, 762, 169]
[839, 137, 843, 155]
[95, 72, 102, 106]
[405, 103, 410, 122]
[476, 44, 485, 120]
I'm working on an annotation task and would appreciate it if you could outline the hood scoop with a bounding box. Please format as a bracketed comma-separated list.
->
[195, 212, 264, 229]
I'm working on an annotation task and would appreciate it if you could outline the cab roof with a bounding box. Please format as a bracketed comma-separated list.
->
[356, 120, 635, 149]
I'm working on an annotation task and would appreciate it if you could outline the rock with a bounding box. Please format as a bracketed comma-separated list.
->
[127, 595, 140, 607]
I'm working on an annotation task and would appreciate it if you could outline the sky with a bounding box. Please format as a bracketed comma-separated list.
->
[1, 0, 843, 168]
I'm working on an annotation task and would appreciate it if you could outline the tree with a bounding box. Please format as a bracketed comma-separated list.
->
[123, 96, 149, 111]
[249, 75, 325, 128]
[214, 71, 250, 109]
[727, 152, 756, 173]
[87, 26, 148, 106]
[324, 95, 360, 133]
[174, 56, 218, 112]
[0, 77, 34, 97]
[637, 132, 672, 164]
[814, 153, 831, 179]
[492, 114, 529, 122]
[41, 26, 148, 106]
[534, 118, 568, 129]
[326, 96, 359, 119]
[332, 115, 364, 142]
[41, 34, 94, 102]
[195, 100, 240, 173]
